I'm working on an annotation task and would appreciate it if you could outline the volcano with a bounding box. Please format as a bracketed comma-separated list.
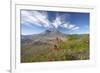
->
[41, 29, 66, 37]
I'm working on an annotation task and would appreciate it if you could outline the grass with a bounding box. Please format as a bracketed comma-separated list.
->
[21, 34, 89, 63]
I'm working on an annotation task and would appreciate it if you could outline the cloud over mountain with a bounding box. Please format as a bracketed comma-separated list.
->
[21, 10, 89, 35]
[21, 10, 80, 30]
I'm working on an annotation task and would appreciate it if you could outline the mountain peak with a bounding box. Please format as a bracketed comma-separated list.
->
[40, 29, 66, 38]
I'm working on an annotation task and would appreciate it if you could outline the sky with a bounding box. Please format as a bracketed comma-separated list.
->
[21, 10, 89, 35]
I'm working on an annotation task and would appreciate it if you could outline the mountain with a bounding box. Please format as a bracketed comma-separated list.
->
[21, 30, 67, 45]
[22, 30, 66, 38]
[39, 30, 66, 37]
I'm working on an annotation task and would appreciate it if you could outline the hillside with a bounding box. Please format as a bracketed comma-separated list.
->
[21, 30, 89, 63]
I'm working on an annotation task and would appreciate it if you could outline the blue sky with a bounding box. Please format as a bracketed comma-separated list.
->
[21, 10, 89, 35]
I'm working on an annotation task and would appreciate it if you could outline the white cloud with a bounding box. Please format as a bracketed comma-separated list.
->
[72, 26, 80, 30]
[30, 11, 50, 26]
[21, 11, 42, 27]
[21, 10, 51, 28]
[60, 22, 78, 29]
[52, 16, 62, 28]
[62, 23, 69, 28]
[59, 22, 80, 32]
[68, 24, 75, 29]
[21, 10, 80, 31]
[52, 13, 70, 28]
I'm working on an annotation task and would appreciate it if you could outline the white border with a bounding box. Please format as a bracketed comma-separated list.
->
[11, 4, 95, 73]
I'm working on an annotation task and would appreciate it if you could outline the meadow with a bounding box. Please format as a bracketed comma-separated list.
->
[21, 34, 89, 63]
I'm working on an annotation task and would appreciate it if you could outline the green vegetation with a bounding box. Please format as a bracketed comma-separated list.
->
[21, 34, 89, 63]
